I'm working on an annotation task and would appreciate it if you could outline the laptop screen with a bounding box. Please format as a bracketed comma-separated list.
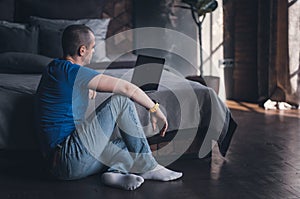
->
[131, 55, 165, 92]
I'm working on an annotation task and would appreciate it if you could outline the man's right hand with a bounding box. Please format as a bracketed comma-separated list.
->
[150, 109, 168, 137]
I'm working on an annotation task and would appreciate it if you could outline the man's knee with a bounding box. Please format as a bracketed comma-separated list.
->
[110, 94, 133, 109]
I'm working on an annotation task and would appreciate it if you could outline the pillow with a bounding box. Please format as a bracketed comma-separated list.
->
[30, 16, 110, 63]
[0, 21, 38, 53]
[0, 52, 52, 74]
[36, 27, 64, 59]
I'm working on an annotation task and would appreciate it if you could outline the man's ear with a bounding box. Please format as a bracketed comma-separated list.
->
[78, 45, 86, 56]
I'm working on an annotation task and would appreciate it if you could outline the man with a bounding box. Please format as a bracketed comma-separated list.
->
[35, 24, 182, 191]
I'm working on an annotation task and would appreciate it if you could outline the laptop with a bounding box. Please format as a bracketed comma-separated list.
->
[131, 54, 165, 92]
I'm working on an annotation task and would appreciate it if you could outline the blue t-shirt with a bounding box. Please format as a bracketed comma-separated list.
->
[36, 59, 99, 151]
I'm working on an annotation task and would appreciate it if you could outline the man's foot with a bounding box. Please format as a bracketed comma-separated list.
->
[140, 164, 183, 181]
[101, 172, 144, 191]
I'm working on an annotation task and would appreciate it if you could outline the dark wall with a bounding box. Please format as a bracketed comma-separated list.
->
[132, 0, 198, 76]
[133, 0, 167, 28]
[0, 0, 15, 21]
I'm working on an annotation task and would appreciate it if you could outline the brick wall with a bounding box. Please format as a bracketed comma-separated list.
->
[102, 0, 133, 57]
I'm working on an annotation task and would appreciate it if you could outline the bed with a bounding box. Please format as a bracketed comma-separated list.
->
[0, 0, 236, 160]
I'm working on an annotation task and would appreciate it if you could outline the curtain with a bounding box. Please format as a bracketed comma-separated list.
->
[257, 0, 299, 106]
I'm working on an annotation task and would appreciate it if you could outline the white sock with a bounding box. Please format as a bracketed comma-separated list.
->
[140, 164, 183, 181]
[101, 172, 144, 191]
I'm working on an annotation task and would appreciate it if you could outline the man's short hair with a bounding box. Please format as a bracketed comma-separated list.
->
[62, 25, 94, 57]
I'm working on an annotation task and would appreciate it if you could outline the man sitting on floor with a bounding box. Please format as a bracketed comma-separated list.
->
[35, 24, 182, 191]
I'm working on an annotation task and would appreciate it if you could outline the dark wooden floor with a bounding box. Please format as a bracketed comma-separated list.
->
[0, 102, 300, 199]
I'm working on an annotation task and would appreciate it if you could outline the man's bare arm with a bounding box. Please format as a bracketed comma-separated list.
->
[88, 74, 168, 136]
